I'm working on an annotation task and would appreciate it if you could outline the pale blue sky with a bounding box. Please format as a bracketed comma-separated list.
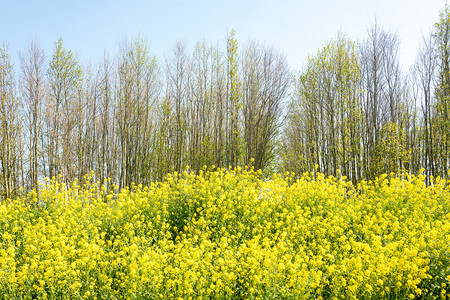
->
[0, 0, 447, 71]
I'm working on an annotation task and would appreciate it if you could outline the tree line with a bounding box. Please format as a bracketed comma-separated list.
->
[282, 8, 450, 184]
[0, 31, 290, 199]
[1, 7, 450, 199]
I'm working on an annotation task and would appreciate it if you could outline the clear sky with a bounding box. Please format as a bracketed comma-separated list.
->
[0, 0, 447, 72]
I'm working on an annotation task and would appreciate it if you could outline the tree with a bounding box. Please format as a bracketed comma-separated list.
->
[414, 31, 436, 181]
[371, 122, 411, 175]
[189, 41, 224, 170]
[116, 36, 159, 187]
[46, 38, 82, 182]
[0, 45, 22, 198]
[360, 22, 406, 178]
[96, 52, 117, 183]
[19, 39, 46, 191]
[226, 30, 242, 168]
[165, 41, 189, 174]
[242, 41, 290, 170]
[434, 5, 450, 177]
[282, 35, 361, 182]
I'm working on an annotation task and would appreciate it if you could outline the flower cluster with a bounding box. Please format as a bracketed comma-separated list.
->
[0, 168, 449, 299]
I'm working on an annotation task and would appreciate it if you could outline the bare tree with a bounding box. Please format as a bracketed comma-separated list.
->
[242, 41, 290, 170]
[96, 52, 117, 183]
[165, 41, 190, 173]
[0, 45, 22, 198]
[116, 36, 159, 188]
[360, 21, 406, 178]
[414, 32, 436, 181]
[19, 39, 46, 191]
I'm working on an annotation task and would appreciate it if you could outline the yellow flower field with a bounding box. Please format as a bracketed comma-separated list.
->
[0, 167, 449, 299]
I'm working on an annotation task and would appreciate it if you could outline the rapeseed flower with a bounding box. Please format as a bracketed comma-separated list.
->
[0, 169, 448, 299]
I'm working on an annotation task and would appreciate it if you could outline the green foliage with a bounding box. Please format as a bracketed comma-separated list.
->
[433, 4, 450, 178]
[48, 38, 83, 94]
[281, 34, 362, 181]
[226, 29, 243, 169]
[371, 122, 411, 177]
